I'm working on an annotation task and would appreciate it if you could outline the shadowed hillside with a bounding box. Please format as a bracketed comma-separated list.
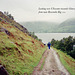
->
[0, 11, 46, 75]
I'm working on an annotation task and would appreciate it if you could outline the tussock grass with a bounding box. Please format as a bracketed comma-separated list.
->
[0, 16, 47, 75]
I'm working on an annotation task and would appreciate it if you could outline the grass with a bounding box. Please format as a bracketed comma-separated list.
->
[52, 47, 75, 75]
[0, 15, 47, 75]
[0, 29, 47, 75]
[40, 57, 46, 70]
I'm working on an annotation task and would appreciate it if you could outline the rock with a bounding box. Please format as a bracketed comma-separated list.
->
[0, 65, 9, 75]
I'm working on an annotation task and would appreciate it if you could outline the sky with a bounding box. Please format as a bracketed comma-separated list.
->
[0, 0, 75, 23]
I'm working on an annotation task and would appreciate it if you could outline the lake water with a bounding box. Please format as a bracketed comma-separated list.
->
[35, 33, 75, 44]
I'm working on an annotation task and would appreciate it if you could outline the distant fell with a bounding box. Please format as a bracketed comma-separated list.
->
[59, 18, 75, 27]
[20, 21, 58, 33]
[20, 18, 75, 33]
[56, 18, 75, 33]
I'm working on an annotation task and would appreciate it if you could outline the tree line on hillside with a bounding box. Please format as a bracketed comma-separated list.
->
[4, 11, 14, 20]
[51, 36, 75, 59]
[29, 32, 42, 41]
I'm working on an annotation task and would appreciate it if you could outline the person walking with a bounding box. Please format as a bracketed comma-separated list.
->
[47, 42, 51, 49]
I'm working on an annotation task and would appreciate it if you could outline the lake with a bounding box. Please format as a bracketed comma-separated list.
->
[35, 33, 75, 44]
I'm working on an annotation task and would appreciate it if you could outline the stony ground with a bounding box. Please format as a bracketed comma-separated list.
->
[32, 48, 70, 75]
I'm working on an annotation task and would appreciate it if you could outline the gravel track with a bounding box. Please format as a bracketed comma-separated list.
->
[32, 48, 70, 75]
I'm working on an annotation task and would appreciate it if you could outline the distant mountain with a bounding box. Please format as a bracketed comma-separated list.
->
[20, 18, 75, 33]
[59, 18, 75, 27]
[56, 18, 75, 33]
[20, 21, 59, 33]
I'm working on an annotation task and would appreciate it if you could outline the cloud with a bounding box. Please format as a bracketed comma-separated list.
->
[0, 0, 75, 22]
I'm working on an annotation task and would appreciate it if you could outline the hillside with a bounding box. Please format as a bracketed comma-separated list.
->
[20, 18, 75, 33]
[0, 11, 46, 75]
[20, 22, 58, 33]
[56, 18, 75, 33]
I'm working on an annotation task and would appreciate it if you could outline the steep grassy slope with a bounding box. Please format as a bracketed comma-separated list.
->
[0, 11, 28, 33]
[0, 12, 46, 75]
[53, 47, 75, 75]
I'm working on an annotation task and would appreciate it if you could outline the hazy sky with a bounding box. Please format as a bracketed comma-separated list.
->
[0, 0, 75, 23]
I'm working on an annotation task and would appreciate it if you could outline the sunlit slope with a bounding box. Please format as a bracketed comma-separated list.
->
[0, 12, 46, 75]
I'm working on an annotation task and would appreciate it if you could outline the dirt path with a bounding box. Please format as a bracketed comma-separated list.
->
[32, 48, 70, 75]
